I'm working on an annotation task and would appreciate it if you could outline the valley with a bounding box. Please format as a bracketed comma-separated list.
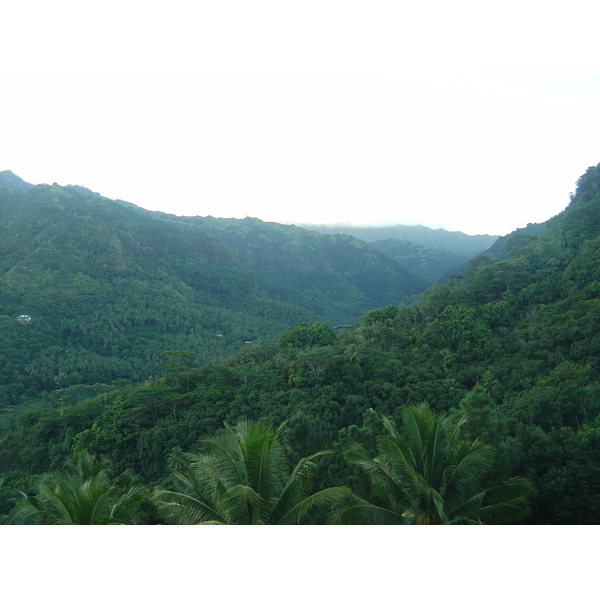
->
[2, 165, 600, 524]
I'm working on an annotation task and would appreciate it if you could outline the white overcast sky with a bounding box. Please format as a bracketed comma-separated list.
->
[2, 1, 600, 235]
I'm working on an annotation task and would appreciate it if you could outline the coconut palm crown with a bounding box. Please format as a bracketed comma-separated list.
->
[331, 403, 535, 524]
[152, 419, 351, 524]
[33, 451, 147, 525]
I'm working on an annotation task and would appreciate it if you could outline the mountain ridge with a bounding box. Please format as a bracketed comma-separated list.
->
[294, 222, 498, 255]
[1, 170, 498, 286]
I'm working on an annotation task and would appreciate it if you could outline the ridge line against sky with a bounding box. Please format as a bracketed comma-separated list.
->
[2, 2, 600, 236]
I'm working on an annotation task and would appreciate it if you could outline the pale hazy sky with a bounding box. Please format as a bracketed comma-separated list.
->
[2, 1, 600, 235]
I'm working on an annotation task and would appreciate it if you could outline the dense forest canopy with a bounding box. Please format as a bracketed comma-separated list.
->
[0, 177, 436, 407]
[146, 213, 430, 320]
[2, 164, 600, 524]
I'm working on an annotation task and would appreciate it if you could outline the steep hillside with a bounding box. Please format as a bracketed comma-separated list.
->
[150, 215, 430, 322]
[0, 178, 432, 405]
[438, 221, 548, 283]
[295, 222, 497, 283]
[65, 184, 432, 321]
[0, 182, 317, 404]
[370, 238, 467, 283]
[0, 170, 33, 191]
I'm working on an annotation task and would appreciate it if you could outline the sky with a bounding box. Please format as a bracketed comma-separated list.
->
[2, 2, 600, 236]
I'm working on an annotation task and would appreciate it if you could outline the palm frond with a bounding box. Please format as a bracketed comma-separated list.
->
[448, 412, 470, 444]
[403, 481, 448, 524]
[187, 453, 240, 506]
[269, 450, 331, 522]
[400, 404, 430, 475]
[344, 442, 411, 514]
[240, 422, 286, 501]
[0, 494, 40, 525]
[276, 486, 352, 525]
[37, 479, 78, 524]
[327, 494, 405, 525]
[195, 426, 246, 483]
[443, 439, 495, 505]
[460, 477, 536, 524]
[219, 484, 264, 524]
[151, 489, 224, 524]
[424, 413, 451, 491]
[108, 483, 148, 524]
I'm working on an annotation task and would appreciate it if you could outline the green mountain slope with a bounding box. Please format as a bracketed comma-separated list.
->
[0, 182, 319, 404]
[296, 222, 497, 283]
[438, 221, 548, 283]
[370, 238, 468, 283]
[0, 178, 431, 405]
[146, 215, 430, 322]
[0, 170, 34, 191]
[296, 222, 498, 255]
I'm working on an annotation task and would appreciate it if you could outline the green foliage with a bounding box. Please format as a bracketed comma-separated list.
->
[333, 404, 534, 524]
[0, 182, 436, 407]
[372, 238, 470, 283]
[156, 215, 430, 323]
[515, 423, 600, 524]
[152, 419, 351, 524]
[362, 304, 399, 326]
[454, 384, 506, 446]
[22, 451, 148, 524]
[278, 321, 338, 351]
[5, 164, 600, 524]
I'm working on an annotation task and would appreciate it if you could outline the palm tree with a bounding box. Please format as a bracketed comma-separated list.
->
[32, 451, 148, 525]
[331, 403, 534, 524]
[152, 419, 351, 524]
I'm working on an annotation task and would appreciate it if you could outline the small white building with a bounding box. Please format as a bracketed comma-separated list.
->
[17, 314, 32, 323]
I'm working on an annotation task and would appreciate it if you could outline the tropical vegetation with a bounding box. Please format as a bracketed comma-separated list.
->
[152, 419, 351, 524]
[3, 163, 600, 524]
[331, 404, 534, 524]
